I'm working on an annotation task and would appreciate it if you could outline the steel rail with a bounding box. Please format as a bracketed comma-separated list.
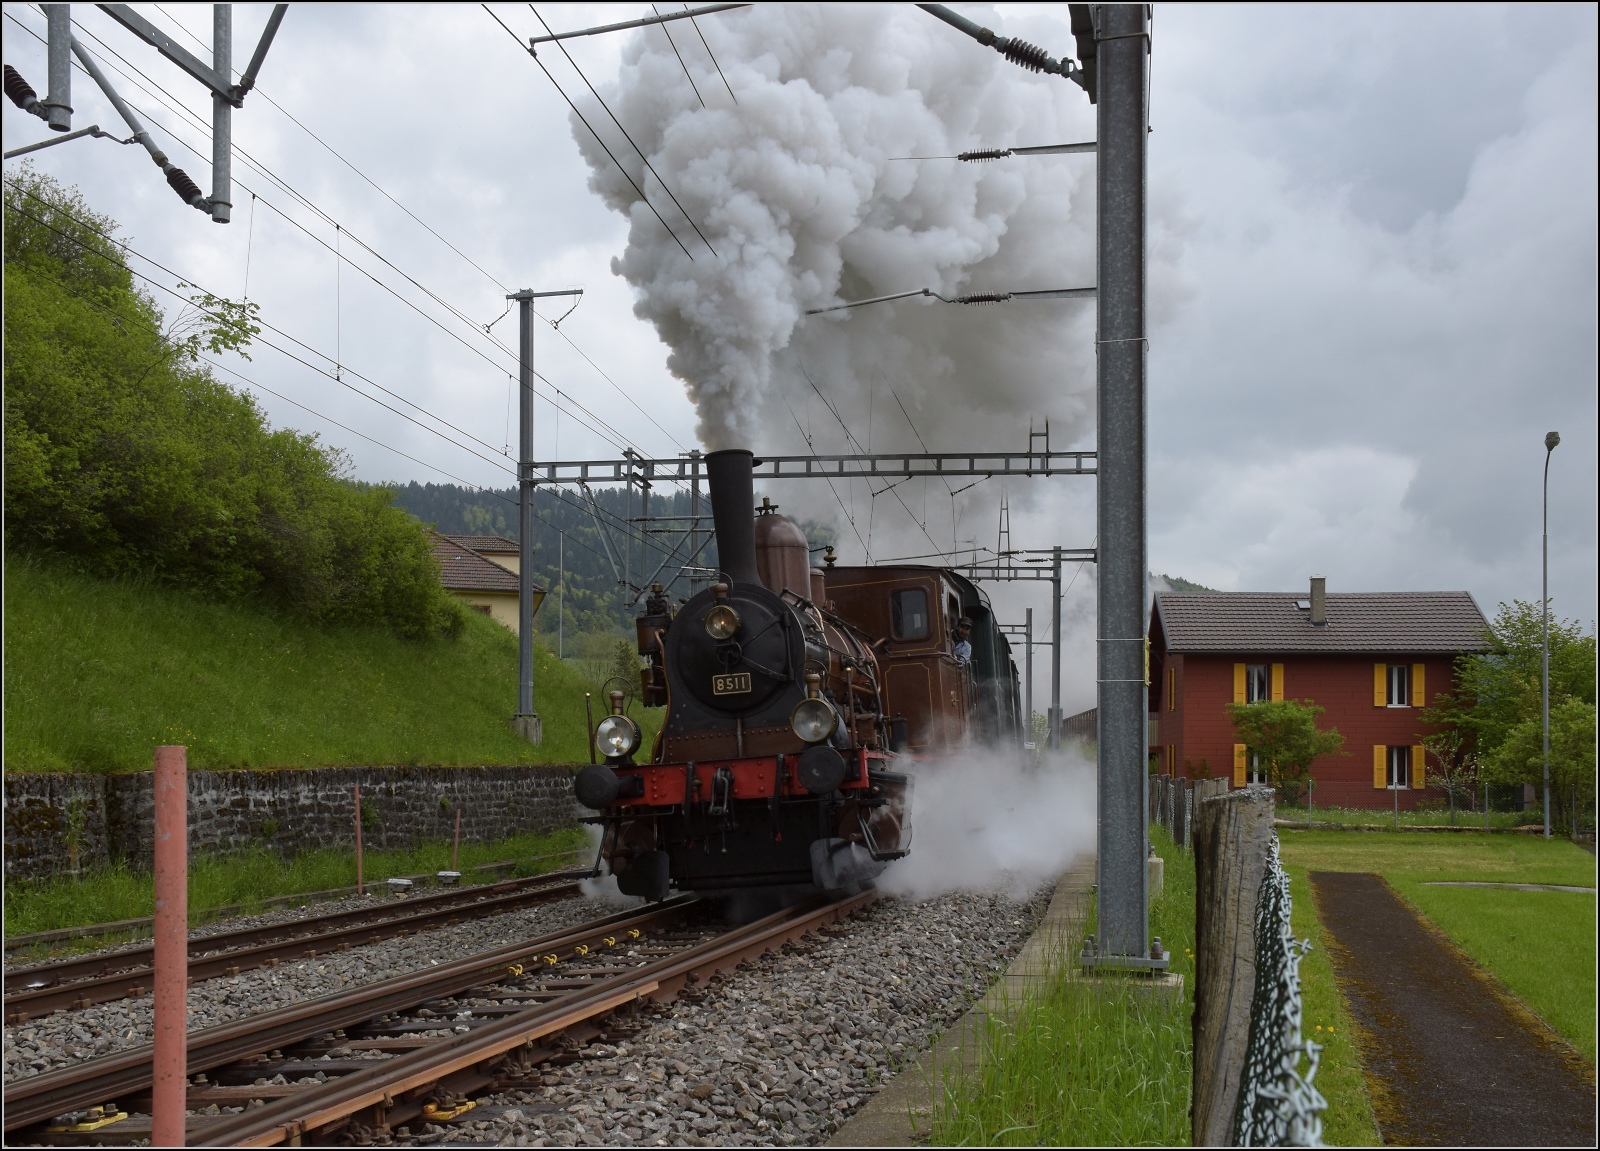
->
[4, 872, 589, 1019]
[204, 889, 878, 1146]
[3, 899, 699, 1133]
[5, 880, 586, 1022]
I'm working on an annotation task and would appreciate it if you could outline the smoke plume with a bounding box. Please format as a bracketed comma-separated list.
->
[570, 3, 1103, 457]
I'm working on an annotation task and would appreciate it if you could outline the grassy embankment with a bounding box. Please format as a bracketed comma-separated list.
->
[3, 826, 591, 941]
[3, 553, 658, 772]
[930, 825, 1383, 1147]
[1279, 830, 1597, 1067]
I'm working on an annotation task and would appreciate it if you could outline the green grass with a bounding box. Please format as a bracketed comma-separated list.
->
[1282, 861, 1382, 1145]
[3, 825, 590, 939]
[1279, 830, 1596, 1066]
[3, 553, 659, 771]
[930, 826, 1195, 1146]
[1278, 803, 1537, 831]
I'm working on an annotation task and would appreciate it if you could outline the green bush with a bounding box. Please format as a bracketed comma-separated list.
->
[3, 165, 463, 638]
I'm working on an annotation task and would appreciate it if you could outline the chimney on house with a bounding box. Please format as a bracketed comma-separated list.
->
[1309, 575, 1327, 626]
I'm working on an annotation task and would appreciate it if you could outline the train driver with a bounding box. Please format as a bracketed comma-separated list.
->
[952, 616, 973, 666]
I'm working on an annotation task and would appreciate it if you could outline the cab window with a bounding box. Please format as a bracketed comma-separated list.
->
[890, 588, 929, 640]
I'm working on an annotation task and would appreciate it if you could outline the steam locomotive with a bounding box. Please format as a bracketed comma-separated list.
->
[574, 449, 1022, 901]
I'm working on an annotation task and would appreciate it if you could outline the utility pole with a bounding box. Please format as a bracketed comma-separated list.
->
[1093, 2, 1153, 964]
[1050, 545, 1063, 750]
[1025, 606, 1034, 743]
[558, 530, 565, 661]
[507, 287, 582, 744]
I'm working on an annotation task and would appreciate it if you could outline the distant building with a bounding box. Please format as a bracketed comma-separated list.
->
[1148, 578, 1491, 809]
[443, 535, 520, 576]
[430, 533, 543, 633]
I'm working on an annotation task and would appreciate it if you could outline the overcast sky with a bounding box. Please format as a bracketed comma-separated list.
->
[4, 3, 1594, 714]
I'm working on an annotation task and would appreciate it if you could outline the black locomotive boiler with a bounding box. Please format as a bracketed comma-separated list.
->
[573, 448, 1021, 902]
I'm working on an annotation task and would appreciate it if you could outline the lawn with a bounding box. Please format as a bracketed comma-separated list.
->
[3, 825, 590, 939]
[1279, 830, 1596, 1066]
[3, 554, 658, 771]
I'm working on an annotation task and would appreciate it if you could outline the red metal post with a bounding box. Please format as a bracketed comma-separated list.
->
[354, 784, 364, 896]
[452, 808, 461, 872]
[152, 745, 188, 1147]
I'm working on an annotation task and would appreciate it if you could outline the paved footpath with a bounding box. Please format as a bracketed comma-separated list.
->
[1311, 871, 1596, 1146]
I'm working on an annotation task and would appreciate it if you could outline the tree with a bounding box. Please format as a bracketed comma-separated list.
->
[1481, 698, 1596, 835]
[1226, 699, 1347, 805]
[1420, 724, 1479, 825]
[1425, 600, 1596, 828]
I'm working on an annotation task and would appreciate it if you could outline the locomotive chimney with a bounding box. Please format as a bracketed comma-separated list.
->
[705, 448, 762, 588]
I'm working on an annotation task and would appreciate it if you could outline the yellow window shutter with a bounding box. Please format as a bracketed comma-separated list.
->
[1233, 663, 1247, 704]
[1411, 663, 1425, 708]
[1233, 744, 1247, 787]
[1374, 664, 1387, 707]
[1168, 667, 1176, 711]
[1271, 664, 1284, 702]
[1373, 745, 1387, 788]
[1411, 745, 1425, 790]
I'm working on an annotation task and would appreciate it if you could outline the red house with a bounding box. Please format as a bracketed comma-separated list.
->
[1148, 578, 1491, 809]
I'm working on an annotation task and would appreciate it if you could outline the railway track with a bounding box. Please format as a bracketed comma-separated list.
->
[5, 871, 589, 1023]
[5, 888, 875, 1146]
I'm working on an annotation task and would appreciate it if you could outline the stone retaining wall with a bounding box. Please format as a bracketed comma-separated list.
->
[4, 765, 583, 882]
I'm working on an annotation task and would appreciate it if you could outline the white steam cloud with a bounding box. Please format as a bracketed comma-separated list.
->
[570, 3, 1119, 457]
[878, 750, 1097, 901]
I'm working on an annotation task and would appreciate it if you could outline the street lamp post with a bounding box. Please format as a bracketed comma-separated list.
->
[1542, 430, 1560, 839]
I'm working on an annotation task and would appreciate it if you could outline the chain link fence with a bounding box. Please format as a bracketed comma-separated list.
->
[1232, 834, 1328, 1147]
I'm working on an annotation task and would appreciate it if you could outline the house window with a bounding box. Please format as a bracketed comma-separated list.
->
[1248, 752, 1269, 786]
[470, 604, 493, 617]
[1387, 663, 1410, 707]
[1246, 664, 1270, 703]
[1386, 745, 1410, 788]
[890, 588, 929, 641]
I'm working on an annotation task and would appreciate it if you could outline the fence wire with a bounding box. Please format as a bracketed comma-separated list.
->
[1233, 834, 1328, 1147]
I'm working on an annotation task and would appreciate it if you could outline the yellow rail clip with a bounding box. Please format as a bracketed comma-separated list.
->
[574, 944, 589, 956]
[45, 1107, 128, 1133]
[542, 953, 559, 966]
[421, 1099, 478, 1122]
[506, 963, 524, 977]
[602, 936, 616, 947]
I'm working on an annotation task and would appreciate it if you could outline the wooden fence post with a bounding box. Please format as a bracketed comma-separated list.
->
[1192, 784, 1276, 1147]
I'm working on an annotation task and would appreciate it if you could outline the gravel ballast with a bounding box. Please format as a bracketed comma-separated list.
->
[397, 885, 1051, 1147]
[2, 893, 602, 1082]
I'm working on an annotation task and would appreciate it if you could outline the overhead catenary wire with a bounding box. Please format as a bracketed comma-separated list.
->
[4, 186, 650, 543]
[482, 3, 695, 263]
[652, 4, 705, 107]
[15, 7, 686, 465]
[144, 1, 689, 457]
[7, 207, 622, 566]
[686, 5, 738, 104]
[527, 4, 719, 259]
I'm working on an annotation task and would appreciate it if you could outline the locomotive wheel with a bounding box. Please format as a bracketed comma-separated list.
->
[616, 849, 670, 902]
[797, 744, 848, 795]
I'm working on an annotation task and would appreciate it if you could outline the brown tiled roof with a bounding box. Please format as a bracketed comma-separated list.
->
[444, 534, 519, 554]
[430, 534, 523, 594]
[1153, 591, 1492, 654]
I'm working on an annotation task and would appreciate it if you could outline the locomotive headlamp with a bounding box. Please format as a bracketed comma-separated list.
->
[704, 603, 741, 641]
[595, 714, 641, 758]
[790, 697, 838, 744]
